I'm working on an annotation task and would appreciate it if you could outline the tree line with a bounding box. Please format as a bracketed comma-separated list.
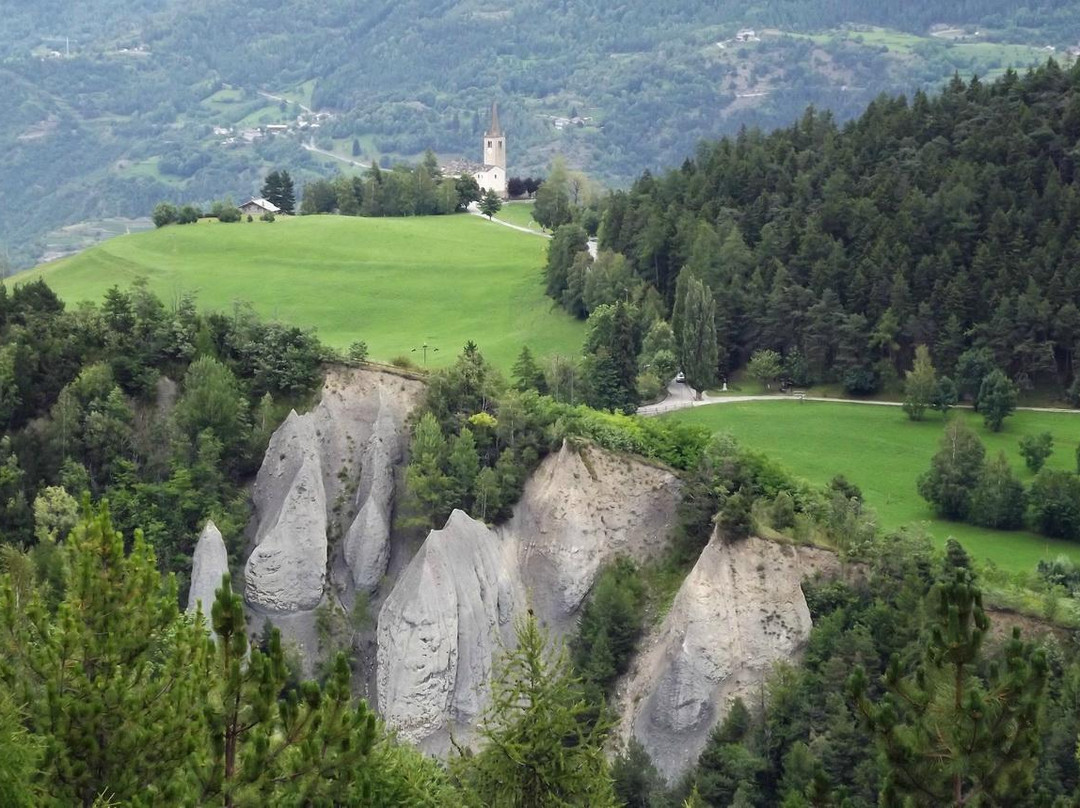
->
[0, 280, 325, 594]
[546, 61, 1080, 403]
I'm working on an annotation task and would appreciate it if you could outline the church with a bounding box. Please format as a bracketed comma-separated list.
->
[442, 102, 508, 198]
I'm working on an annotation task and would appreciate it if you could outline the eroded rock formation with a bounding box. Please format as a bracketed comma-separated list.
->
[377, 510, 525, 751]
[243, 368, 422, 617]
[376, 443, 682, 750]
[187, 519, 229, 625]
[617, 533, 839, 780]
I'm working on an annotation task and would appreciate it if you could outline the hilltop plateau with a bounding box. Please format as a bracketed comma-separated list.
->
[18, 214, 583, 369]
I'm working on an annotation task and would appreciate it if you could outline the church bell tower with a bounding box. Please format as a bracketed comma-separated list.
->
[483, 101, 506, 171]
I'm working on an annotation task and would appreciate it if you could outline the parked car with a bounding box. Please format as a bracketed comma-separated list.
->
[675, 371, 685, 383]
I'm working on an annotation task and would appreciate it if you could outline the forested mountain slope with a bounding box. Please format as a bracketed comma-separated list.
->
[4, 0, 1079, 267]
[594, 62, 1080, 396]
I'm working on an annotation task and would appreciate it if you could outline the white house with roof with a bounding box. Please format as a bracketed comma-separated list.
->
[239, 198, 281, 216]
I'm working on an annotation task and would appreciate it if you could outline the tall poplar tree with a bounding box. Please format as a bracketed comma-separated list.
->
[679, 276, 719, 399]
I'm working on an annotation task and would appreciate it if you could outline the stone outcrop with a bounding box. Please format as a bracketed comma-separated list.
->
[508, 442, 681, 629]
[187, 520, 229, 624]
[245, 412, 328, 612]
[377, 442, 682, 750]
[377, 510, 525, 751]
[618, 533, 839, 780]
[243, 368, 423, 617]
[343, 388, 401, 593]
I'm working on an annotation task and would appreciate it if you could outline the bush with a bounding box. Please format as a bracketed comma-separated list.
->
[1028, 469, 1080, 540]
[152, 202, 178, 228]
[347, 341, 369, 363]
[1018, 432, 1053, 472]
[211, 200, 242, 223]
[389, 355, 419, 370]
[260, 211, 275, 223]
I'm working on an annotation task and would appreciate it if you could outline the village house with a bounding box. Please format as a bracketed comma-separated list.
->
[239, 198, 281, 217]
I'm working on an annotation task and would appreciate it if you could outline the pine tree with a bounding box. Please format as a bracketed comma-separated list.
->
[849, 542, 1048, 806]
[480, 188, 502, 219]
[512, 345, 547, 393]
[405, 412, 453, 527]
[0, 503, 212, 804]
[198, 576, 399, 806]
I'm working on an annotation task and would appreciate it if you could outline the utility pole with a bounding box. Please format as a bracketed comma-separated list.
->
[411, 341, 439, 366]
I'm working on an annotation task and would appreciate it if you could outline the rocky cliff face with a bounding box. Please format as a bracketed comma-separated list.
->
[376, 443, 682, 751]
[242, 368, 423, 658]
[617, 532, 840, 780]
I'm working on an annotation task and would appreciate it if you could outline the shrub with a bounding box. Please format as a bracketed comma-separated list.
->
[152, 202, 177, 228]
[347, 341, 369, 363]
[1018, 432, 1053, 473]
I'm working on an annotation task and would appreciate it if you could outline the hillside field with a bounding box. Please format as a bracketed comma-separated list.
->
[665, 401, 1080, 572]
[17, 214, 584, 370]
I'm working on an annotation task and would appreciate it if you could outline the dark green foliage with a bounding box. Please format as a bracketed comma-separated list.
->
[512, 345, 548, 394]
[0, 506, 457, 806]
[917, 420, 985, 520]
[598, 65, 1080, 400]
[583, 302, 641, 414]
[455, 616, 617, 807]
[931, 375, 958, 416]
[849, 543, 1048, 806]
[969, 452, 1026, 530]
[1019, 431, 1054, 473]
[0, 502, 212, 804]
[479, 188, 502, 218]
[978, 369, 1018, 432]
[545, 223, 589, 301]
[572, 557, 646, 702]
[153, 201, 178, 228]
[260, 169, 295, 214]
[612, 737, 667, 808]
[1028, 469, 1080, 540]
[679, 276, 719, 398]
[0, 281, 325, 574]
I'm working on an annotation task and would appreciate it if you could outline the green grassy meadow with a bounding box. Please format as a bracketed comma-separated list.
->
[494, 201, 545, 232]
[17, 214, 584, 370]
[665, 401, 1080, 571]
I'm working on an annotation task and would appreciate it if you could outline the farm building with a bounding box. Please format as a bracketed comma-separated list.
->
[240, 198, 281, 216]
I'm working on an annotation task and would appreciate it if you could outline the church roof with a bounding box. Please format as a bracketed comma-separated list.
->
[486, 101, 502, 137]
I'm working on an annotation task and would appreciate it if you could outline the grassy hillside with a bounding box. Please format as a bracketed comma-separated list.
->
[18, 214, 583, 370]
[665, 401, 1080, 571]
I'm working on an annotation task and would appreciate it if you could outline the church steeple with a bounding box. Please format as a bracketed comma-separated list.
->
[486, 101, 502, 137]
[482, 100, 506, 172]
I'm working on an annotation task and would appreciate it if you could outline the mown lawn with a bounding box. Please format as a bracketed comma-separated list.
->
[17, 214, 582, 370]
[665, 401, 1080, 571]
[494, 201, 545, 232]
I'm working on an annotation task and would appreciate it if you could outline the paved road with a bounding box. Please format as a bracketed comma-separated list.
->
[468, 204, 550, 238]
[636, 382, 1080, 417]
[303, 138, 370, 169]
